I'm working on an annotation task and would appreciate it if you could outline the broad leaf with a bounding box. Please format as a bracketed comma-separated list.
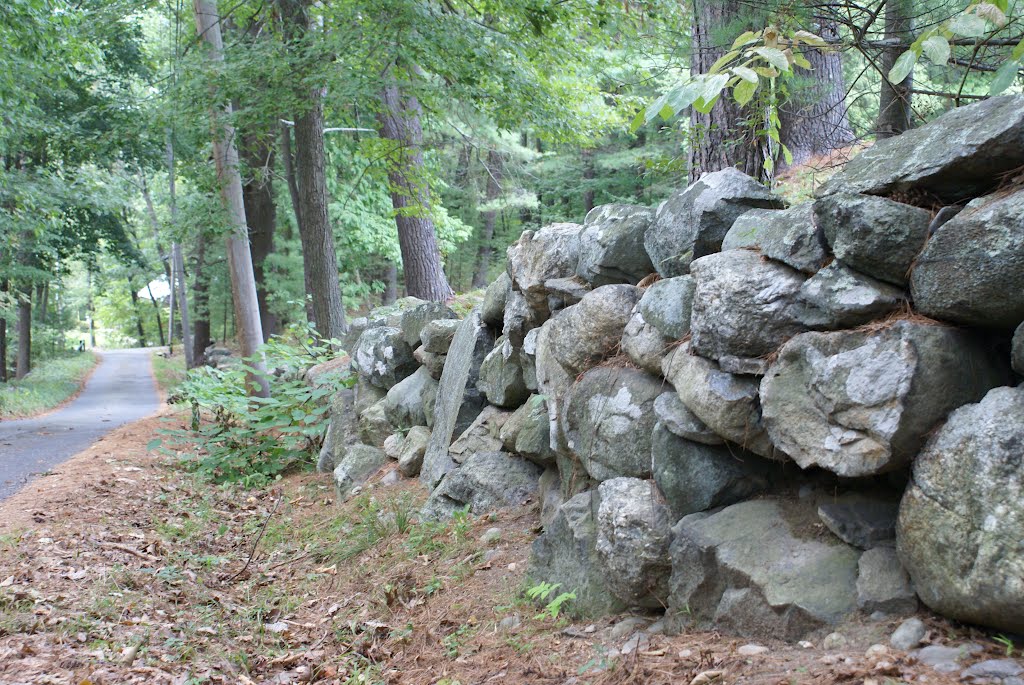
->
[989, 59, 1021, 95]
[709, 50, 740, 74]
[922, 36, 950, 65]
[731, 30, 759, 50]
[973, 2, 1007, 27]
[700, 74, 730, 104]
[888, 50, 918, 84]
[1011, 37, 1024, 61]
[732, 66, 759, 83]
[948, 13, 988, 37]
[754, 47, 791, 73]
[667, 80, 707, 112]
[733, 78, 758, 106]
[792, 52, 812, 69]
[792, 30, 828, 47]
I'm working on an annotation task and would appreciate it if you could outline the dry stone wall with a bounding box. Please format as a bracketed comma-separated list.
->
[316, 95, 1024, 641]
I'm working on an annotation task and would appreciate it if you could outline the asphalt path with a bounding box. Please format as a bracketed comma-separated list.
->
[0, 348, 160, 501]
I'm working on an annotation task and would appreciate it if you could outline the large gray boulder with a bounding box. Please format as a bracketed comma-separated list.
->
[397, 425, 431, 477]
[413, 346, 446, 381]
[638, 275, 695, 340]
[501, 289, 544, 347]
[1014, 322, 1024, 375]
[354, 375, 387, 415]
[897, 385, 1024, 633]
[420, 309, 494, 487]
[481, 271, 511, 328]
[477, 337, 529, 408]
[358, 398, 392, 448]
[596, 478, 673, 608]
[644, 168, 785, 277]
[421, 451, 542, 520]
[384, 366, 436, 429]
[857, 547, 917, 615]
[761, 321, 1009, 477]
[563, 367, 664, 481]
[507, 222, 583, 308]
[653, 391, 723, 445]
[621, 308, 671, 376]
[420, 318, 461, 354]
[316, 389, 358, 473]
[723, 204, 828, 274]
[652, 423, 773, 521]
[499, 394, 556, 468]
[528, 491, 628, 617]
[663, 345, 780, 460]
[799, 261, 905, 329]
[395, 298, 458, 348]
[814, 192, 931, 286]
[353, 326, 418, 389]
[668, 497, 862, 640]
[576, 204, 656, 286]
[448, 406, 511, 463]
[818, 94, 1024, 202]
[547, 284, 640, 375]
[333, 444, 388, 501]
[689, 250, 814, 362]
[818, 492, 899, 550]
[911, 188, 1024, 328]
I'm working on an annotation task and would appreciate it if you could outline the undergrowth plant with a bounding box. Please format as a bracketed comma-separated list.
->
[525, 581, 577, 621]
[150, 325, 353, 486]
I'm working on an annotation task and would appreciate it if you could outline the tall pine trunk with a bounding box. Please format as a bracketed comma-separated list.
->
[16, 287, 31, 379]
[689, 0, 765, 181]
[192, 0, 270, 397]
[378, 79, 453, 301]
[0, 279, 8, 382]
[128, 278, 147, 346]
[191, 234, 212, 363]
[277, 0, 347, 343]
[240, 132, 279, 341]
[778, 18, 854, 165]
[876, 0, 914, 137]
[167, 139, 195, 369]
[472, 150, 503, 289]
[280, 123, 317, 324]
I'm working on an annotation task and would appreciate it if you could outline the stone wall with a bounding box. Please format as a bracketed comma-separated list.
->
[317, 94, 1024, 641]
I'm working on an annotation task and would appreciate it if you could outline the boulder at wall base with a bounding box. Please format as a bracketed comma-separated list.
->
[813, 192, 931, 286]
[856, 546, 918, 616]
[420, 451, 542, 521]
[663, 344, 781, 460]
[481, 271, 511, 329]
[723, 203, 828, 274]
[317, 388, 358, 473]
[538, 467, 564, 529]
[547, 284, 640, 375]
[576, 203, 656, 286]
[528, 490, 628, 618]
[1014, 322, 1024, 376]
[644, 168, 785, 278]
[419, 318, 461, 355]
[668, 497, 861, 641]
[817, 492, 899, 550]
[817, 94, 1024, 203]
[358, 398, 392, 448]
[621, 308, 671, 376]
[689, 250, 816, 362]
[562, 366, 665, 481]
[507, 222, 583, 308]
[354, 375, 387, 415]
[352, 326, 418, 390]
[420, 309, 494, 487]
[448, 406, 512, 463]
[798, 261, 905, 330]
[651, 423, 773, 521]
[332, 444, 388, 501]
[638, 275, 695, 340]
[760, 321, 1010, 477]
[596, 478, 673, 608]
[897, 385, 1024, 633]
[477, 337, 529, 409]
[384, 366, 436, 429]
[397, 425, 431, 477]
[910, 188, 1024, 329]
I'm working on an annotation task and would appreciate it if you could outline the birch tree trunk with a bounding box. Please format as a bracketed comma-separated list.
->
[378, 79, 453, 301]
[192, 0, 270, 397]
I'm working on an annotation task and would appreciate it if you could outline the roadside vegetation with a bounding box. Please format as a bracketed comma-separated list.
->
[0, 351, 97, 419]
[150, 351, 188, 399]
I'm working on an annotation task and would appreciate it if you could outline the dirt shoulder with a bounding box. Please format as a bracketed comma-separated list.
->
[0, 411, 1004, 685]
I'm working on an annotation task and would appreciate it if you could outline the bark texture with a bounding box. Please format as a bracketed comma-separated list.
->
[876, 0, 914, 138]
[240, 132, 279, 341]
[191, 233, 212, 364]
[378, 79, 454, 301]
[15, 288, 30, 379]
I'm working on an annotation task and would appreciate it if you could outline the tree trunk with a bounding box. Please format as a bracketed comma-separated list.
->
[378, 80, 454, 301]
[128, 278, 147, 346]
[876, 0, 914, 138]
[191, 233, 212, 364]
[472, 149, 503, 289]
[280, 122, 316, 323]
[140, 171, 174, 352]
[581, 148, 596, 215]
[0, 279, 7, 382]
[35, 283, 47, 324]
[193, 0, 270, 397]
[277, 0, 347, 343]
[240, 131, 279, 341]
[146, 282, 166, 347]
[689, 0, 766, 182]
[15, 287, 31, 379]
[166, 138, 196, 369]
[779, 18, 854, 165]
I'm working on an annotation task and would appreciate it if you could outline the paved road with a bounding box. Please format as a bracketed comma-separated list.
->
[0, 348, 161, 501]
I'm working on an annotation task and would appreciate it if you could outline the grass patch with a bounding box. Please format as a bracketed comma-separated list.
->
[0, 351, 97, 418]
[151, 350, 187, 397]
